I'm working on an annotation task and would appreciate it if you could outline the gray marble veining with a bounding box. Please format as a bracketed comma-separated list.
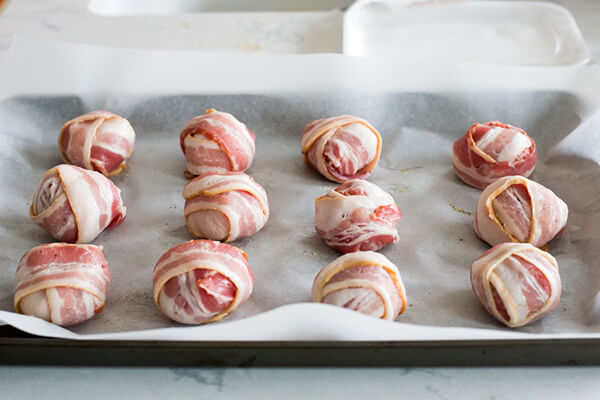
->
[2, 366, 600, 399]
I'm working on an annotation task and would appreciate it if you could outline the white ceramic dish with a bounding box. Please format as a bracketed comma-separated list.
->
[344, 0, 590, 66]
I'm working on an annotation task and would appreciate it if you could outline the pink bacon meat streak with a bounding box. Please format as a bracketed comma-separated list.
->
[474, 175, 568, 248]
[152, 240, 254, 325]
[315, 179, 401, 253]
[30, 164, 126, 244]
[59, 110, 136, 177]
[180, 109, 256, 178]
[312, 251, 407, 320]
[471, 242, 561, 328]
[183, 172, 269, 242]
[453, 121, 536, 189]
[14, 243, 111, 327]
[301, 115, 382, 183]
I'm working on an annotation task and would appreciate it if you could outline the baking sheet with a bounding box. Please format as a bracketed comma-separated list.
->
[1, 39, 600, 341]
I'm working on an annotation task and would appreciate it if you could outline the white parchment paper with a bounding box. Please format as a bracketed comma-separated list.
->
[1, 39, 600, 341]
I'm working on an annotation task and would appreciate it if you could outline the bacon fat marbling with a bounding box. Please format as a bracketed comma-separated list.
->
[59, 110, 135, 177]
[453, 121, 536, 189]
[180, 109, 256, 178]
[470, 242, 561, 328]
[315, 179, 400, 253]
[30, 164, 126, 244]
[312, 251, 406, 320]
[301, 115, 382, 183]
[14, 243, 111, 326]
[152, 240, 254, 325]
[474, 176, 568, 248]
[183, 172, 269, 242]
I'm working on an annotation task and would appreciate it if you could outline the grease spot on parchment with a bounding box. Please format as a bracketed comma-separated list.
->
[448, 202, 473, 216]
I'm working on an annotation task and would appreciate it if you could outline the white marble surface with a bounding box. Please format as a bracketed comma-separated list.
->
[1, 0, 600, 398]
[1, 366, 600, 399]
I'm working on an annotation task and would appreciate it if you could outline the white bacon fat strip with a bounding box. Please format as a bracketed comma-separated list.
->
[301, 115, 382, 183]
[30, 164, 127, 244]
[315, 179, 401, 253]
[452, 121, 537, 189]
[312, 251, 407, 320]
[183, 172, 269, 242]
[59, 110, 136, 177]
[474, 176, 568, 248]
[14, 243, 111, 327]
[180, 109, 256, 178]
[152, 240, 254, 325]
[471, 242, 561, 328]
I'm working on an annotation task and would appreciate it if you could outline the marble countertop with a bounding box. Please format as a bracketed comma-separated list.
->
[2, 0, 600, 398]
[4, 365, 600, 399]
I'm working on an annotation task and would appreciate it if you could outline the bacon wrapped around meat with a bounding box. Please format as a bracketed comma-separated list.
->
[315, 179, 401, 253]
[180, 109, 256, 178]
[59, 110, 136, 177]
[474, 176, 568, 248]
[453, 121, 536, 189]
[30, 164, 127, 244]
[471, 242, 561, 328]
[14, 243, 111, 327]
[312, 251, 407, 320]
[301, 115, 382, 183]
[183, 172, 269, 242]
[152, 240, 254, 325]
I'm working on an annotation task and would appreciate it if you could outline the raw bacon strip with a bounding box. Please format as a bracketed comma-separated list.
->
[183, 172, 269, 242]
[180, 109, 256, 178]
[152, 240, 254, 325]
[312, 251, 407, 320]
[59, 110, 136, 177]
[470, 242, 561, 328]
[30, 164, 127, 244]
[14, 243, 111, 327]
[301, 115, 382, 183]
[453, 121, 536, 189]
[315, 179, 401, 253]
[474, 176, 568, 247]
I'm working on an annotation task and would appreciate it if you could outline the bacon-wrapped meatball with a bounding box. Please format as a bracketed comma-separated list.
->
[180, 109, 256, 178]
[301, 115, 382, 183]
[59, 110, 136, 177]
[471, 242, 561, 328]
[474, 176, 568, 248]
[152, 240, 254, 325]
[315, 179, 401, 253]
[453, 121, 536, 189]
[183, 172, 269, 242]
[14, 243, 111, 327]
[312, 251, 407, 320]
[30, 164, 126, 244]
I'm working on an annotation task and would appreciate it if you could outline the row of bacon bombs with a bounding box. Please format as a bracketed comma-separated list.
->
[15, 109, 567, 329]
[303, 117, 568, 328]
[16, 110, 388, 325]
